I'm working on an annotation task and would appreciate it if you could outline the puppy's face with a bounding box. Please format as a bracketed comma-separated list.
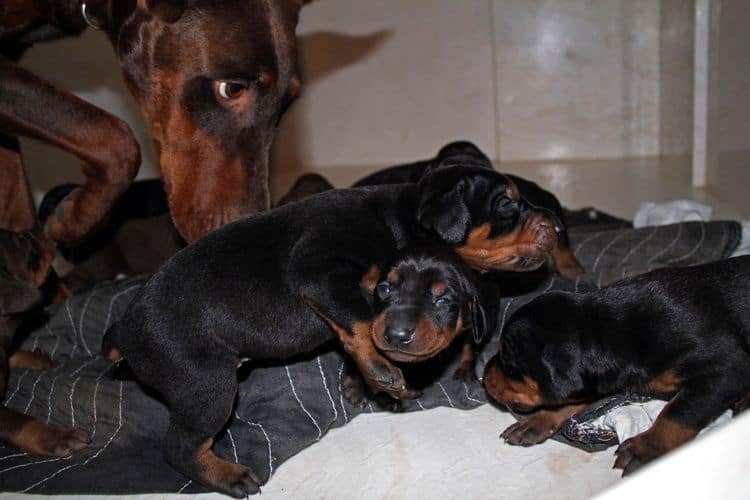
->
[363, 254, 482, 363]
[483, 350, 545, 413]
[483, 295, 586, 411]
[418, 166, 559, 272]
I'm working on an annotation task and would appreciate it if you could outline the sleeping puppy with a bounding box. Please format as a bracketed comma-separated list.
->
[354, 141, 584, 278]
[483, 256, 750, 475]
[102, 168, 556, 497]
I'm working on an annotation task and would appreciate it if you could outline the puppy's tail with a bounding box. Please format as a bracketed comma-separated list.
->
[102, 321, 134, 380]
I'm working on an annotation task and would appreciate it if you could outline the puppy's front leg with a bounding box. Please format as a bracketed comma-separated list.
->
[613, 374, 743, 476]
[302, 297, 419, 400]
[501, 403, 587, 446]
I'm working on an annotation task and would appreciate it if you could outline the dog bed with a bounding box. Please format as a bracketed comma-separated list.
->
[0, 218, 740, 494]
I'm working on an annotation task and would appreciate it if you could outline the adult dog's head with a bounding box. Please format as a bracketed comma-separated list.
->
[89, 0, 312, 242]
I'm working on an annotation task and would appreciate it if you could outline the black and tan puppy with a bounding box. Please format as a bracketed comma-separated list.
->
[483, 256, 750, 475]
[0, 229, 91, 457]
[333, 244, 491, 405]
[355, 141, 584, 278]
[102, 168, 556, 497]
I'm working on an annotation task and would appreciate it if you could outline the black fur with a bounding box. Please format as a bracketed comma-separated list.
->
[486, 256, 750, 472]
[102, 169, 524, 497]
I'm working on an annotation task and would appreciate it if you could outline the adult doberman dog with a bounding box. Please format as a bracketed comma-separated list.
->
[102, 166, 558, 496]
[0, 0, 309, 459]
[1, 0, 310, 246]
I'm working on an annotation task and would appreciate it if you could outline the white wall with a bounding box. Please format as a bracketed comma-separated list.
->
[15, 1, 747, 199]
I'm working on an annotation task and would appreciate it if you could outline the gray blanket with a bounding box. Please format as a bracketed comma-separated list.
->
[0, 220, 740, 494]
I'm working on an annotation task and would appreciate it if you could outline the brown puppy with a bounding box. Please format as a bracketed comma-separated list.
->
[1, 0, 311, 245]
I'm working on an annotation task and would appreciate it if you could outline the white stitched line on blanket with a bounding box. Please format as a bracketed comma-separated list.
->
[317, 357, 338, 424]
[46, 364, 69, 423]
[543, 276, 556, 293]
[227, 429, 239, 464]
[78, 287, 100, 352]
[102, 285, 141, 334]
[667, 221, 705, 264]
[337, 362, 349, 424]
[67, 358, 101, 429]
[0, 455, 70, 475]
[65, 301, 90, 357]
[463, 383, 483, 404]
[496, 298, 514, 341]
[592, 231, 629, 273]
[619, 226, 660, 267]
[0, 452, 28, 462]
[648, 224, 683, 264]
[234, 412, 274, 477]
[574, 232, 603, 256]
[416, 398, 426, 410]
[23, 370, 46, 413]
[22, 381, 124, 492]
[47, 328, 61, 359]
[5, 370, 30, 406]
[178, 480, 192, 493]
[285, 365, 322, 439]
[437, 382, 454, 408]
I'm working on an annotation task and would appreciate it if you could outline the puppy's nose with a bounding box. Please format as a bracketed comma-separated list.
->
[384, 326, 415, 347]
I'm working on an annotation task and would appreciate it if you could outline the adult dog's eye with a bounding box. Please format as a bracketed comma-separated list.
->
[376, 282, 391, 299]
[215, 80, 248, 100]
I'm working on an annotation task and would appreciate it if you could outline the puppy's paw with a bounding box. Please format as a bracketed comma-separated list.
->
[9, 350, 53, 370]
[342, 371, 369, 406]
[206, 462, 262, 498]
[18, 424, 91, 457]
[500, 415, 559, 446]
[613, 433, 663, 476]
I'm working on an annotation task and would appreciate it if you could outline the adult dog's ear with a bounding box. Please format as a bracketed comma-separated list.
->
[417, 178, 470, 245]
[138, 0, 186, 23]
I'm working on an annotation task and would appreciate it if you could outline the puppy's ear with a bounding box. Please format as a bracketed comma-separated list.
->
[417, 179, 470, 245]
[470, 277, 498, 344]
[138, 0, 185, 23]
[470, 296, 486, 343]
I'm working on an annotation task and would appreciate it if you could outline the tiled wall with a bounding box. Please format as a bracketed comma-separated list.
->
[17, 0, 748, 197]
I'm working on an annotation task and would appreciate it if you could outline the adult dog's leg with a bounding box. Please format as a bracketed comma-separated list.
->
[0, 57, 141, 244]
[0, 133, 36, 232]
[0, 319, 90, 456]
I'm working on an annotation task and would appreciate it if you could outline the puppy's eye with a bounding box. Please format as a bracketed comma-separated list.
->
[496, 196, 516, 214]
[434, 296, 450, 307]
[215, 80, 248, 100]
[376, 282, 391, 299]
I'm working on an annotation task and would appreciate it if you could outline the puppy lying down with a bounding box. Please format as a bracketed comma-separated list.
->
[483, 256, 750, 475]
